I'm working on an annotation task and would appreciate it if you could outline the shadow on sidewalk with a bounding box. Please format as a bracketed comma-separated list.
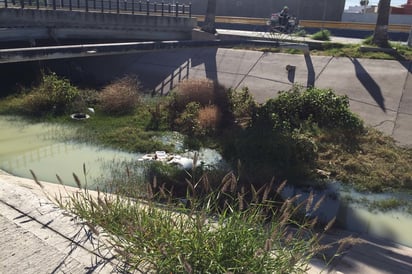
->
[350, 58, 386, 112]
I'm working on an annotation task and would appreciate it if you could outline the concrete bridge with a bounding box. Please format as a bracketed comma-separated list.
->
[0, 0, 197, 45]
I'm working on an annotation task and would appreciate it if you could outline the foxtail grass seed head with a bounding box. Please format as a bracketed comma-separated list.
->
[56, 174, 64, 185]
[72, 173, 82, 189]
[324, 216, 336, 232]
[152, 176, 157, 189]
[30, 170, 44, 189]
[276, 180, 287, 195]
[313, 195, 325, 212]
[306, 191, 314, 213]
[230, 172, 238, 193]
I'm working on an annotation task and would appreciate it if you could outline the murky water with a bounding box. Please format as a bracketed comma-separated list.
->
[282, 183, 412, 248]
[0, 116, 138, 188]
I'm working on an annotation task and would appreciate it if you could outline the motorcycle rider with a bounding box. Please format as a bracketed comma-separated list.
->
[278, 6, 290, 30]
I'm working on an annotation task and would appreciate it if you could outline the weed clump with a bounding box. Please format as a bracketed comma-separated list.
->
[98, 75, 140, 115]
[21, 72, 79, 116]
[169, 79, 230, 136]
[55, 169, 360, 274]
[311, 29, 331, 41]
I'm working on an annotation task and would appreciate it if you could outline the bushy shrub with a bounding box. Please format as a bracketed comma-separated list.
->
[99, 76, 140, 115]
[257, 86, 364, 133]
[311, 29, 331, 41]
[70, 88, 100, 113]
[169, 79, 231, 136]
[223, 126, 316, 184]
[227, 87, 257, 125]
[173, 102, 201, 136]
[21, 72, 79, 116]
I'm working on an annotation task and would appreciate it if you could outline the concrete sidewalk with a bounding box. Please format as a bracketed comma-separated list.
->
[0, 170, 122, 273]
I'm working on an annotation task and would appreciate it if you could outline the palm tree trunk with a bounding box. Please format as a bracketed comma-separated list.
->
[201, 0, 217, 34]
[372, 0, 391, 48]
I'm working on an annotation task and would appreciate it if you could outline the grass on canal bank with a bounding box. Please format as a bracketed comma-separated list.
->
[253, 35, 412, 60]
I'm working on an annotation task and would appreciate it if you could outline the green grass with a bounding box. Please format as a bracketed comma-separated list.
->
[47, 170, 359, 273]
[310, 29, 331, 41]
[316, 128, 412, 192]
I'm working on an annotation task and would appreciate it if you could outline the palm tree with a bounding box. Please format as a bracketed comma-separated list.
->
[201, 0, 217, 34]
[372, 0, 391, 48]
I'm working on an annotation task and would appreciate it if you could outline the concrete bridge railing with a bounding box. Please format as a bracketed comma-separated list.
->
[0, 1, 197, 42]
[1, 0, 192, 17]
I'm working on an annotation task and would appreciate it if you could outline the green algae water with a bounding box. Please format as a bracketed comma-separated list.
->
[0, 116, 138, 188]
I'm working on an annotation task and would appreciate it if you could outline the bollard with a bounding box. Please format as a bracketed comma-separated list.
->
[146, 0, 149, 15]
[175, 2, 178, 17]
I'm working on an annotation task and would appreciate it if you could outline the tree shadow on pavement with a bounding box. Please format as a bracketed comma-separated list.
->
[304, 53, 315, 87]
[350, 57, 386, 112]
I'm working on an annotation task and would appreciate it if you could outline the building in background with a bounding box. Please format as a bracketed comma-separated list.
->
[391, 0, 412, 14]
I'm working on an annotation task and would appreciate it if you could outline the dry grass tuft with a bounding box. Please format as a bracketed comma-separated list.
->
[173, 79, 227, 111]
[99, 76, 140, 115]
[197, 105, 221, 132]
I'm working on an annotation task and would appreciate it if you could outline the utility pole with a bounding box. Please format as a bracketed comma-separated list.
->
[321, 0, 327, 29]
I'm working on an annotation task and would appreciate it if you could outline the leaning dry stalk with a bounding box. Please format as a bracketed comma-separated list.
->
[324, 216, 336, 232]
[313, 195, 325, 212]
[262, 179, 274, 203]
[30, 169, 44, 189]
[72, 172, 82, 189]
[276, 180, 287, 195]
[306, 191, 314, 213]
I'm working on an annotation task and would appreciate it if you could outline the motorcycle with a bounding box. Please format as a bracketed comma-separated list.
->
[267, 13, 298, 34]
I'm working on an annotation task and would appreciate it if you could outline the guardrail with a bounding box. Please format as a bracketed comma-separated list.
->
[0, 0, 191, 17]
[194, 16, 410, 33]
[299, 20, 410, 33]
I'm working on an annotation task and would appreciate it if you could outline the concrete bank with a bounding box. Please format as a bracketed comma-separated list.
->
[0, 170, 122, 273]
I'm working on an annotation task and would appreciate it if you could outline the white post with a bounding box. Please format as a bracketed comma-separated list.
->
[408, 26, 412, 47]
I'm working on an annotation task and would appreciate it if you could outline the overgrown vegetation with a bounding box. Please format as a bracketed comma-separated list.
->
[46, 169, 359, 273]
[1, 74, 412, 193]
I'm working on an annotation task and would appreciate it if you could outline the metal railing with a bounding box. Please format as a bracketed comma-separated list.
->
[0, 0, 191, 17]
